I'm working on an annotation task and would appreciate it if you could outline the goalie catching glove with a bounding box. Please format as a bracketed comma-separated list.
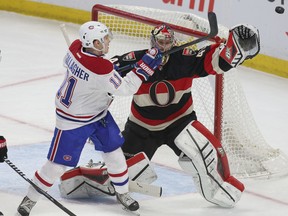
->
[220, 24, 260, 67]
[133, 48, 162, 81]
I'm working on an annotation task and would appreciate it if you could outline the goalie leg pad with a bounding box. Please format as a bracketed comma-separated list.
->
[59, 162, 115, 199]
[175, 120, 244, 208]
[59, 152, 158, 198]
[126, 152, 157, 184]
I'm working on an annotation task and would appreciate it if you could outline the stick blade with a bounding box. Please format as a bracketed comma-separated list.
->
[207, 12, 218, 37]
[129, 180, 162, 197]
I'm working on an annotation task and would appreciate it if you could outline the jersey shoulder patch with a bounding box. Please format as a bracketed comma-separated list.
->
[182, 48, 196, 56]
[123, 52, 136, 61]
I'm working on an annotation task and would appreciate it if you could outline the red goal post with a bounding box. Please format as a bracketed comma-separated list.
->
[91, 4, 288, 178]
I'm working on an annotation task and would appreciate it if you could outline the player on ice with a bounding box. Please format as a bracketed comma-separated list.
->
[115, 23, 260, 207]
[17, 21, 162, 216]
[61, 22, 260, 209]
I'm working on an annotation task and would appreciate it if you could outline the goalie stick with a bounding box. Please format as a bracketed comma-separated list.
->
[5, 159, 77, 216]
[165, 12, 218, 55]
[129, 180, 162, 197]
[117, 11, 219, 73]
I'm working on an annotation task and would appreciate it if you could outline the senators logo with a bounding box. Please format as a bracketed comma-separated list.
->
[150, 80, 175, 107]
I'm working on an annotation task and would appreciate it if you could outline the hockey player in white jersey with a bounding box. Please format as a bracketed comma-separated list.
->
[17, 21, 162, 216]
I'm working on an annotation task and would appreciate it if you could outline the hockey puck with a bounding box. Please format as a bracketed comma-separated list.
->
[275, 6, 285, 14]
[0, 211, 3, 216]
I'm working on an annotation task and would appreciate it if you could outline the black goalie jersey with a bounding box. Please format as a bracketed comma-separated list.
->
[112, 44, 232, 131]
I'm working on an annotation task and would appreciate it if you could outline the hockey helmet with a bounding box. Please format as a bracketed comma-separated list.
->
[151, 24, 175, 52]
[79, 21, 113, 49]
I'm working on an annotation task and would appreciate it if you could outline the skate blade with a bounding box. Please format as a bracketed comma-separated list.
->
[122, 207, 140, 216]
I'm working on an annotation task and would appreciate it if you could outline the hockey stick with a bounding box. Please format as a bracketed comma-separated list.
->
[5, 159, 77, 216]
[164, 12, 218, 55]
[117, 11, 218, 73]
[129, 180, 162, 197]
[60, 23, 71, 46]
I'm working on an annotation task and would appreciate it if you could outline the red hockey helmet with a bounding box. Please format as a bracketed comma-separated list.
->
[151, 24, 175, 52]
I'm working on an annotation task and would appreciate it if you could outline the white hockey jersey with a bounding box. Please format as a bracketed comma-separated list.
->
[55, 40, 142, 130]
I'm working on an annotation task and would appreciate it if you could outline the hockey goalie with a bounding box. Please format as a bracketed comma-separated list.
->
[59, 122, 243, 208]
[59, 152, 161, 199]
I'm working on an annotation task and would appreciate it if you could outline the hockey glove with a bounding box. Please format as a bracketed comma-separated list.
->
[220, 24, 260, 67]
[0, 136, 8, 162]
[133, 48, 162, 81]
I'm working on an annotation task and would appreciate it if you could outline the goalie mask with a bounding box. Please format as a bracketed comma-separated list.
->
[151, 24, 175, 52]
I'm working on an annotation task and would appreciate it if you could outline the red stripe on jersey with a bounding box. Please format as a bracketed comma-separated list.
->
[108, 168, 128, 178]
[131, 97, 193, 126]
[35, 171, 53, 187]
[56, 108, 95, 119]
[204, 44, 219, 75]
[50, 130, 62, 161]
[69, 40, 114, 75]
[136, 77, 193, 95]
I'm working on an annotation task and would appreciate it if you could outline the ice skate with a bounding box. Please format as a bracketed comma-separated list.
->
[17, 196, 36, 216]
[116, 192, 140, 215]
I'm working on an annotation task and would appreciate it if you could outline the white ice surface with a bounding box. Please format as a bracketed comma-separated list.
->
[1, 11, 288, 216]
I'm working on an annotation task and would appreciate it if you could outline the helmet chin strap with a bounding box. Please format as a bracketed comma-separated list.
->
[91, 46, 104, 54]
[91, 39, 108, 54]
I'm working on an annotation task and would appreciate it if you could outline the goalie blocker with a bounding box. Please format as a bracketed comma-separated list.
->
[175, 120, 244, 208]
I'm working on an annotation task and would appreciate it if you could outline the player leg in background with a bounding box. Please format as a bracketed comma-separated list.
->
[121, 120, 163, 160]
[89, 112, 139, 212]
[121, 111, 197, 160]
[17, 127, 87, 216]
[18, 112, 139, 215]
[174, 120, 244, 207]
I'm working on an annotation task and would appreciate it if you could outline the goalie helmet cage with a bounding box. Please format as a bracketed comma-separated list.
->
[92, 4, 288, 179]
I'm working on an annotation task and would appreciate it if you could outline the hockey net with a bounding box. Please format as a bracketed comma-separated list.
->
[92, 4, 288, 178]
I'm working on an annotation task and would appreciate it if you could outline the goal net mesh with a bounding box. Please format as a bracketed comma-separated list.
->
[92, 4, 288, 178]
